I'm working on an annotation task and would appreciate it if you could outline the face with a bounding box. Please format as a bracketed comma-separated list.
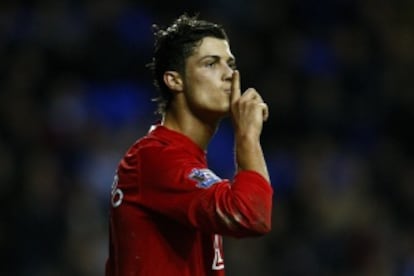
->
[182, 37, 236, 120]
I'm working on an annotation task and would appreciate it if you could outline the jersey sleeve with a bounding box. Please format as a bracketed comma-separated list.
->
[136, 143, 273, 237]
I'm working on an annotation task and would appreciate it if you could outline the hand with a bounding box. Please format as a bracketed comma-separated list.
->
[230, 70, 269, 138]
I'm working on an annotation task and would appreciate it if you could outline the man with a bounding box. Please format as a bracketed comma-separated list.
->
[106, 13, 273, 276]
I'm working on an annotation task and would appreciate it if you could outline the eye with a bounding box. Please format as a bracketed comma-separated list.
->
[205, 61, 216, 68]
[228, 62, 237, 70]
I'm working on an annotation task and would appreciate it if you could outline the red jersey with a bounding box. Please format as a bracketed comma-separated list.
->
[106, 124, 273, 276]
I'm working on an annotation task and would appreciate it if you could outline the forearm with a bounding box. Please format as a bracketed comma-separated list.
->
[235, 134, 270, 183]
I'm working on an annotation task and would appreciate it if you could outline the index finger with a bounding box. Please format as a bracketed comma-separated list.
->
[230, 70, 241, 104]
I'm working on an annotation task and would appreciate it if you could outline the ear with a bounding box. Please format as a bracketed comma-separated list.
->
[163, 71, 183, 92]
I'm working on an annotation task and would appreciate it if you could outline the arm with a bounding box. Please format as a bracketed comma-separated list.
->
[235, 133, 269, 183]
[138, 144, 272, 237]
[230, 70, 270, 183]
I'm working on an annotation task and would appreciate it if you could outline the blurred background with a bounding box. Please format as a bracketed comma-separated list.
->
[1, 0, 414, 275]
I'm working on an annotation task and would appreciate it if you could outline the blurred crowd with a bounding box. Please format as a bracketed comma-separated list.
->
[1, 0, 414, 275]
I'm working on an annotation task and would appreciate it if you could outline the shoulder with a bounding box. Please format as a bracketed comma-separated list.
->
[130, 135, 195, 163]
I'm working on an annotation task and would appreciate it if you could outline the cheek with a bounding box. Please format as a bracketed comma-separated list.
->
[184, 70, 223, 105]
[187, 74, 216, 97]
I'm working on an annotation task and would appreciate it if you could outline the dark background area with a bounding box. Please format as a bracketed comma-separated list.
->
[1, 0, 414, 275]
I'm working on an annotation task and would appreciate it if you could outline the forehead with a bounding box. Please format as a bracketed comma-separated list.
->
[191, 37, 234, 59]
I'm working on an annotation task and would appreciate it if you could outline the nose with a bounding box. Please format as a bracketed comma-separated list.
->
[223, 63, 234, 81]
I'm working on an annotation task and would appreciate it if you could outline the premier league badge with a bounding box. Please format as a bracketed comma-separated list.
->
[189, 168, 222, 189]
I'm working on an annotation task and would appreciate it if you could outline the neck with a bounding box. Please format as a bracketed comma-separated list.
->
[161, 110, 220, 150]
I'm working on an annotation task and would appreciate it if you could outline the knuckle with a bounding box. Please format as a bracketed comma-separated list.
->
[246, 88, 257, 94]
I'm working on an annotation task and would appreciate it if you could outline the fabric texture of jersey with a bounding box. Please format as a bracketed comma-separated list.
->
[106, 124, 273, 276]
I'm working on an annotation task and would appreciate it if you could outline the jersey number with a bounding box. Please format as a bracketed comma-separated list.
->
[111, 174, 123, 208]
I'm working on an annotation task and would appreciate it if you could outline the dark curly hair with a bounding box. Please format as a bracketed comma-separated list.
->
[147, 13, 228, 115]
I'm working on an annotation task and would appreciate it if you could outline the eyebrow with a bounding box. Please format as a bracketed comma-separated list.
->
[200, 55, 236, 63]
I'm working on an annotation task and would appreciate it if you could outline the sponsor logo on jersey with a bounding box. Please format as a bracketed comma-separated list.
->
[189, 168, 221, 189]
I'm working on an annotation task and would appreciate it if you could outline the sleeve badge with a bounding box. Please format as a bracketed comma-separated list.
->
[188, 168, 222, 189]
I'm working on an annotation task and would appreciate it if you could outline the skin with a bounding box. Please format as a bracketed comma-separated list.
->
[162, 37, 270, 182]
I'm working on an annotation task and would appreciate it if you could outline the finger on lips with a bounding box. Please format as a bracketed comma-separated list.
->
[231, 70, 241, 103]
